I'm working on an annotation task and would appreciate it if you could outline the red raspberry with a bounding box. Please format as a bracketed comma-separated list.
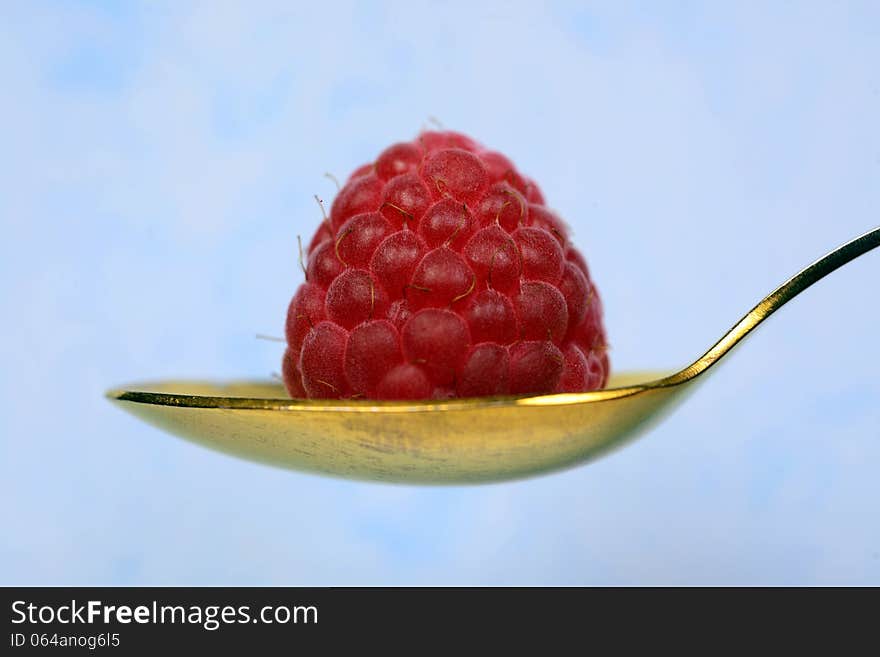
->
[284, 130, 609, 399]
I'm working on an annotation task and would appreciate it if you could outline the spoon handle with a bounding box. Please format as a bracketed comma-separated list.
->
[668, 226, 880, 383]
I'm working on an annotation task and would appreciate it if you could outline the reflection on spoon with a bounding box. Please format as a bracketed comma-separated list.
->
[107, 227, 879, 484]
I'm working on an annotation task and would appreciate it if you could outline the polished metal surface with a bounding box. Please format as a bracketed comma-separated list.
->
[107, 226, 880, 484]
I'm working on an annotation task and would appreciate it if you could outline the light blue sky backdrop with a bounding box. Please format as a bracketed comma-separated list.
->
[2, 1, 878, 584]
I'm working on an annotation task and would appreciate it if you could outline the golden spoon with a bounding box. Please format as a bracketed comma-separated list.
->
[107, 226, 880, 484]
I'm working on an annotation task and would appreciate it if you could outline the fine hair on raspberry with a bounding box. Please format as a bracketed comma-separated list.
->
[283, 130, 609, 400]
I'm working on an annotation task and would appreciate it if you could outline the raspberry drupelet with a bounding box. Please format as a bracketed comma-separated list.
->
[283, 130, 609, 400]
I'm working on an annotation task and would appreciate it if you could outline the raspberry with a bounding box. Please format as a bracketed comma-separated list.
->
[283, 130, 609, 399]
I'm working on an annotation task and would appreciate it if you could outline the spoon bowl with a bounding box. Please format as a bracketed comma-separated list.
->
[107, 227, 879, 484]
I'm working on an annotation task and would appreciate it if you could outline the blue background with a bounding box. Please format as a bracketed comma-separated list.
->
[2, 1, 878, 585]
